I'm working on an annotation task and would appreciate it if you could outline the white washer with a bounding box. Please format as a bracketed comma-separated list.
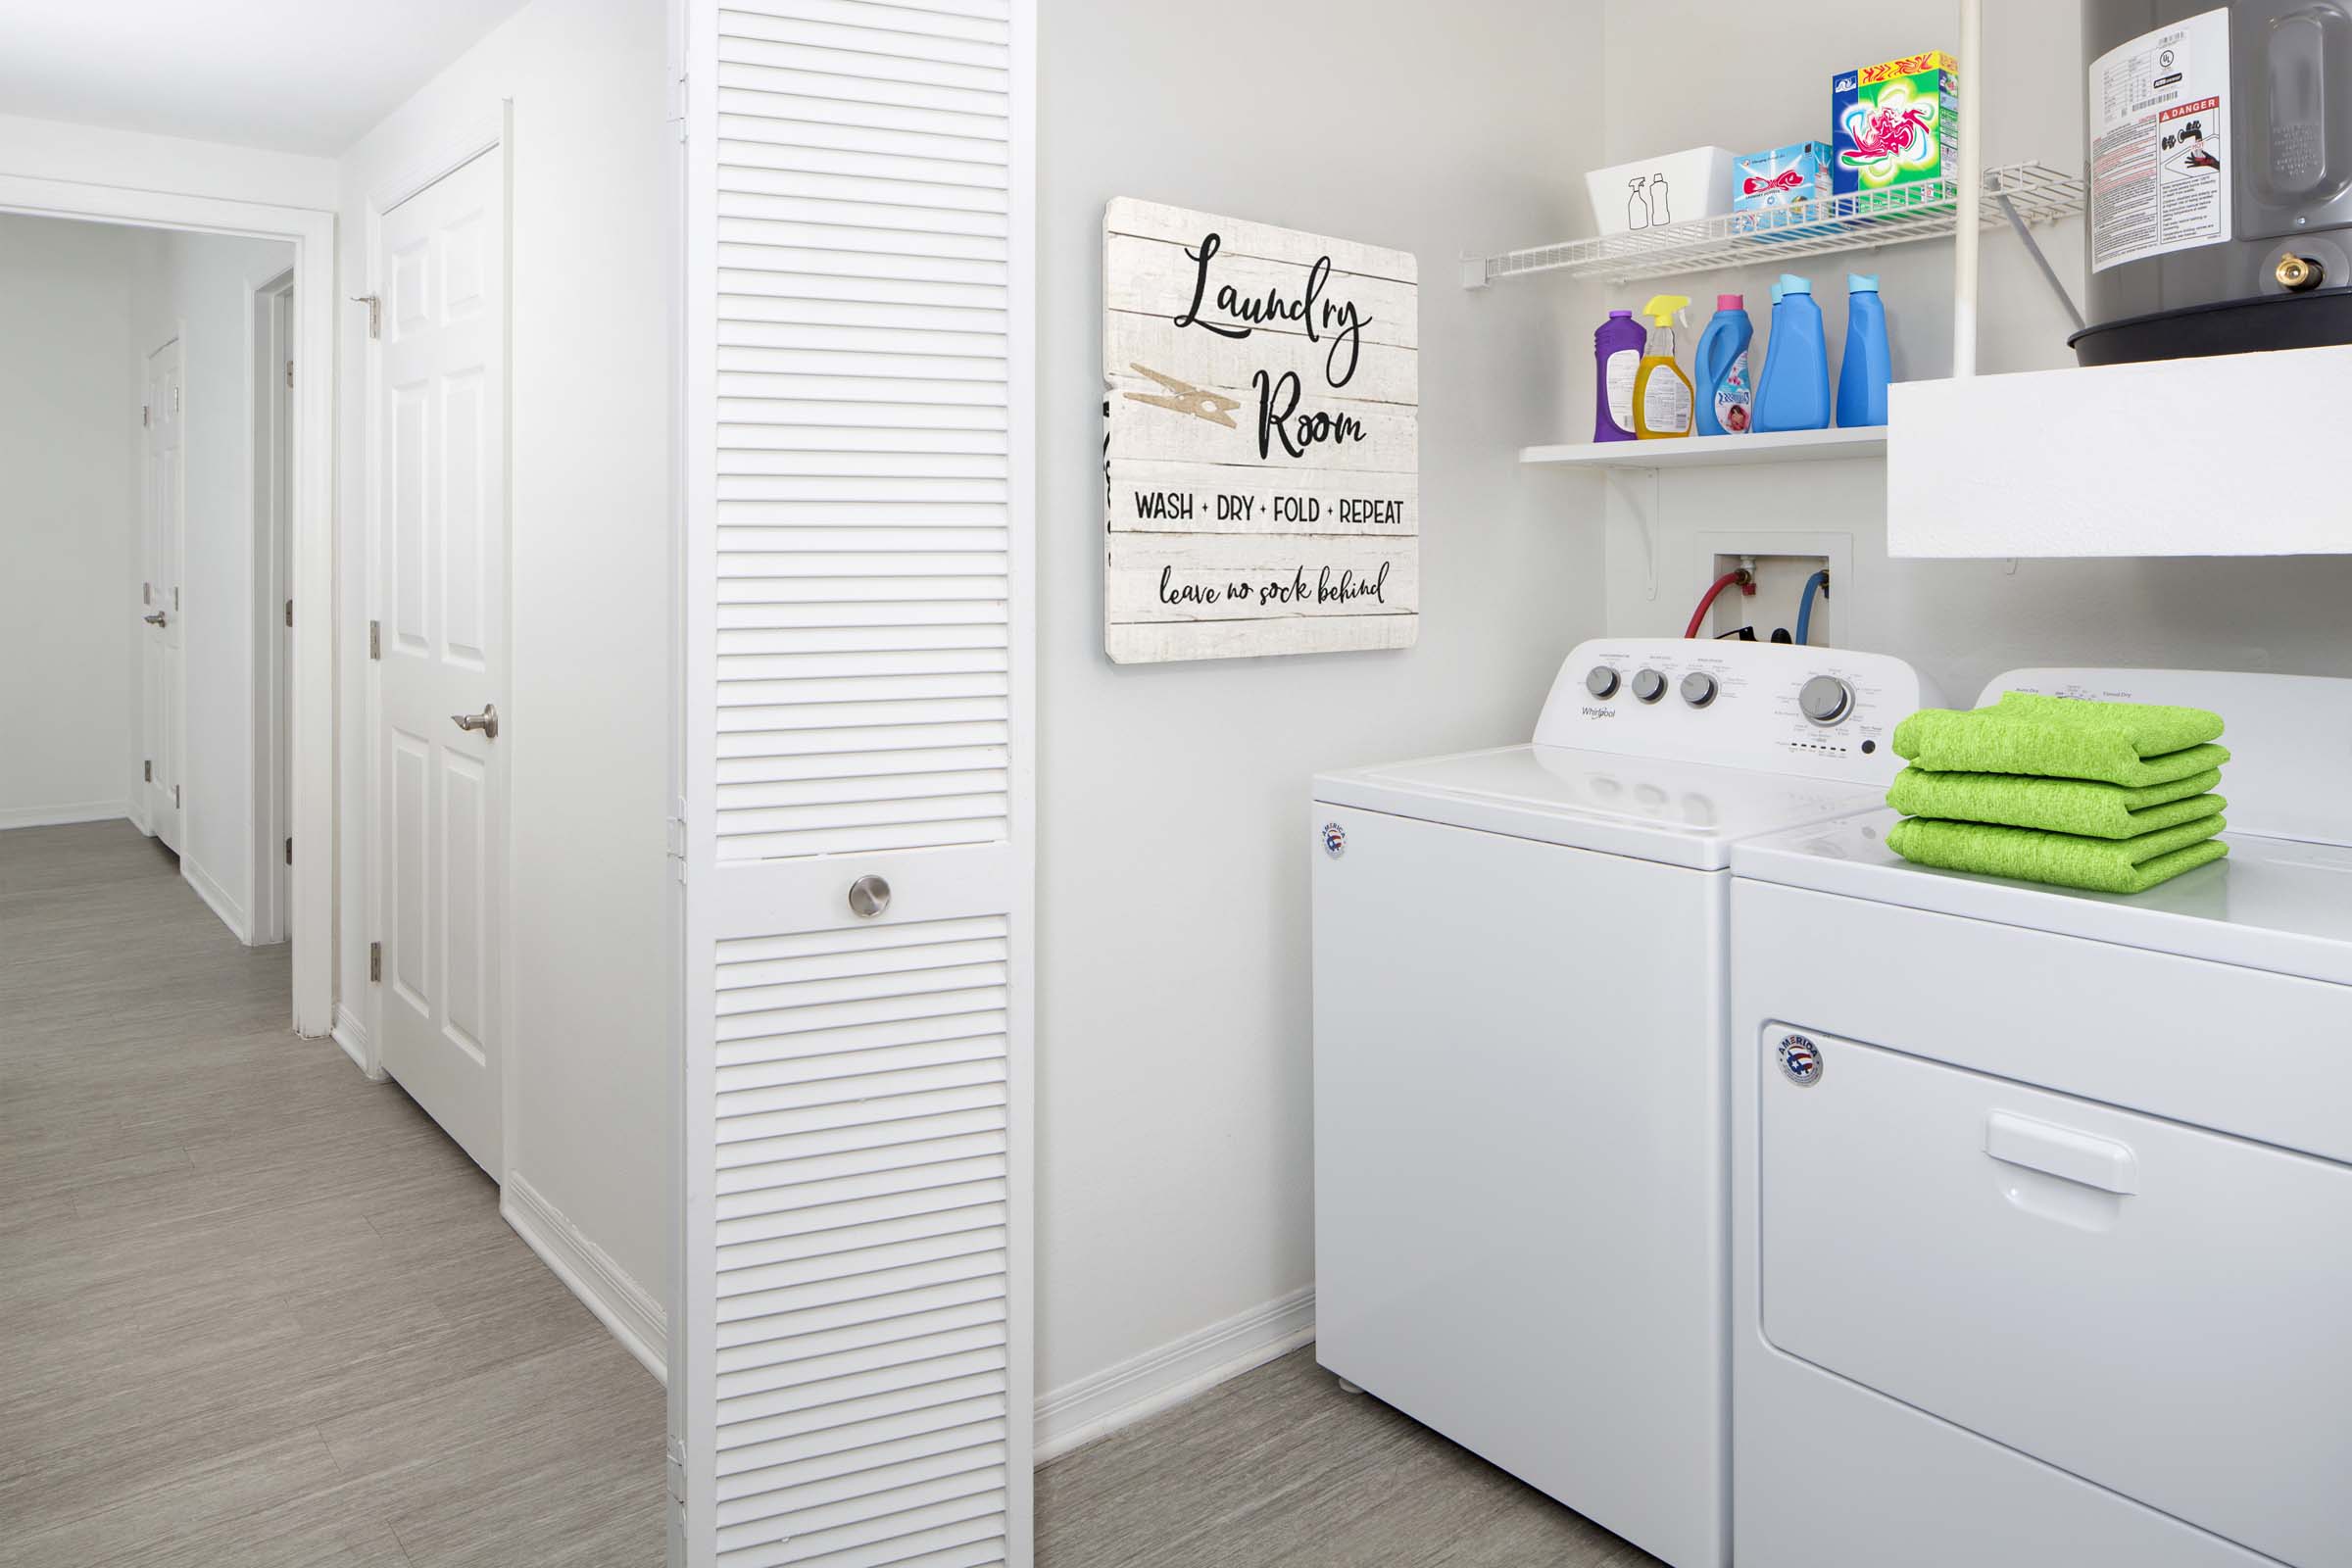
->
[1312, 637, 1940, 1568]
[1731, 666, 2352, 1568]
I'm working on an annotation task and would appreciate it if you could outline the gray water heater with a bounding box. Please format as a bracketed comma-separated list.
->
[2077, 0, 2352, 364]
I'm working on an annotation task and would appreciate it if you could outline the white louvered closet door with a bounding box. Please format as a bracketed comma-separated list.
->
[678, 2, 1034, 1565]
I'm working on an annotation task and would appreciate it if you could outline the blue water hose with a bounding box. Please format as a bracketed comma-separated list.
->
[1794, 570, 1830, 645]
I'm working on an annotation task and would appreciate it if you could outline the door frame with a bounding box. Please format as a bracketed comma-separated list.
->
[356, 107, 514, 1173]
[250, 268, 297, 945]
[0, 173, 337, 1036]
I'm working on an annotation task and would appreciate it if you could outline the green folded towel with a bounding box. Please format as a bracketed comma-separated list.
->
[1893, 692, 2229, 786]
[1886, 813, 2230, 895]
[1886, 767, 2225, 840]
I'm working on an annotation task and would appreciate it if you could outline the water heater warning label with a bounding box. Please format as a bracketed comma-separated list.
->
[2088, 7, 2231, 273]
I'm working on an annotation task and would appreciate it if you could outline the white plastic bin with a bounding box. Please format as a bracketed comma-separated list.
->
[1585, 147, 1738, 236]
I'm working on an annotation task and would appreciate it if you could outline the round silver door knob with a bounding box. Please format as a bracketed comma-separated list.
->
[1631, 668, 1667, 704]
[1799, 675, 1853, 725]
[847, 874, 892, 919]
[1680, 671, 1718, 708]
[1585, 665, 1621, 699]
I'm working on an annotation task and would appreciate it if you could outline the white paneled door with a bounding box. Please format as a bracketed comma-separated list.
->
[142, 338, 183, 852]
[678, 1, 1035, 1563]
[374, 148, 507, 1178]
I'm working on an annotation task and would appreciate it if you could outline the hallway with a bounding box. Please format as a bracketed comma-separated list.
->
[0, 822, 663, 1566]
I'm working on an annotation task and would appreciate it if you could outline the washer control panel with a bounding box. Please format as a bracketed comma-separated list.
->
[1536, 638, 1942, 784]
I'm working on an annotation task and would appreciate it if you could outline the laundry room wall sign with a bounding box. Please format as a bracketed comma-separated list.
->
[1102, 198, 1419, 663]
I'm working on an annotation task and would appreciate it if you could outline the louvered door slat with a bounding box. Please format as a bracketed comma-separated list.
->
[687, 0, 1029, 1559]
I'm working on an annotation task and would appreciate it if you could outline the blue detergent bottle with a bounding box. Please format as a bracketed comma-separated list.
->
[1752, 273, 1831, 432]
[1691, 294, 1754, 436]
[1837, 273, 1890, 428]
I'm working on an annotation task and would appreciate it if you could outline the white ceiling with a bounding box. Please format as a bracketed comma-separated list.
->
[0, 0, 535, 157]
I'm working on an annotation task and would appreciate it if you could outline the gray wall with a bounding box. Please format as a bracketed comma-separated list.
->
[1036, 0, 1607, 1394]
[0, 216, 140, 824]
[1595, 0, 2352, 699]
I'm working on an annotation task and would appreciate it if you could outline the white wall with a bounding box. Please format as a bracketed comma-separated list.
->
[129, 227, 296, 935]
[1035, 0, 1607, 1397]
[336, 0, 675, 1336]
[1594, 0, 2352, 699]
[0, 215, 142, 828]
[0, 111, 336, 210]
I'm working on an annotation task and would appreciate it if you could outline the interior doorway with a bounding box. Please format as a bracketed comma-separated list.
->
[0, 173, 336, 1034]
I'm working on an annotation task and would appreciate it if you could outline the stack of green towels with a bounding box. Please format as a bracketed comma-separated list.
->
[1885, 692, 2231, 895]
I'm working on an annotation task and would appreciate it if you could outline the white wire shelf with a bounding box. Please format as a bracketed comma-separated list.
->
[1464, 163, 2083, 288]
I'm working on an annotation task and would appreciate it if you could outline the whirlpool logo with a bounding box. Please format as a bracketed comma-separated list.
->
[1581, 706, 1618, 719]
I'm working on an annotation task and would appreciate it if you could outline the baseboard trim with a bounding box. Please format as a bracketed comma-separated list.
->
[1034, 1286, 1316, 1464]
[181, 858, 252, 945]
[503, 1171, 668, 1386]
[0, 801, 127, 831]
[330, 1004, 383, 1080]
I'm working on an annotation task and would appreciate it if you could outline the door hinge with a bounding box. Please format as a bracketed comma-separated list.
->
[142, 404, 150, 427]
[352, 293, 381, 340]
[666, 1436, 686, 1506]
[285, 598, 294, 628]
[173, 784, 181, 808]
[369, 619, 381, 660]
[285, 836, 293, 865]
[173, 586, 180, 611]
[144, 760, 153, 783]
[142, 581, 151, 606]
[171, 386, 180, 414]
[285, 359, 294, 389]
[369, 941, 382, 982]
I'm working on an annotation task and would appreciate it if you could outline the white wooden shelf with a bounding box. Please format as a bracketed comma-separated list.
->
[1889, 345, 2352, 558]
[1524, 427, 1886, 471]
[1465, 163, 2082, 288]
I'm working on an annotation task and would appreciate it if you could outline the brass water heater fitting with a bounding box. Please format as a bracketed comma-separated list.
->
[2277, 253, 2326, 293]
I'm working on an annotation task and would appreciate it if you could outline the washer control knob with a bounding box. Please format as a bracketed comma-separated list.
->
[1680, 671, 1719, 708]
[1585, 665, 1621, 699]
[1799, 674, 1854, 725]
[1630, 668, 1668, 704]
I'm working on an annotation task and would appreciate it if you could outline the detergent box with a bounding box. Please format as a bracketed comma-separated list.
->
[1832, 51, 1959, 216]
[1732, 141, 1835, 237]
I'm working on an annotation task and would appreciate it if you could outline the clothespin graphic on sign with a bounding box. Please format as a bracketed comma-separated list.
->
[1121, 362, 1243, 430]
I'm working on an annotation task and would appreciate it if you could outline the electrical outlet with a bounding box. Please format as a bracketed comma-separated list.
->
[1693, 530, 1853, 644]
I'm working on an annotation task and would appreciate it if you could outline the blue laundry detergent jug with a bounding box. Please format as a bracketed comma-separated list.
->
[1752, 273, 1831, 433]
[1837, 273, 1890, 428]
[1691, 294, 1754, 436]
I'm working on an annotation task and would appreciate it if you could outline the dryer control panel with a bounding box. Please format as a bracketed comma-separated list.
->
[1534, 638, 1942, 785]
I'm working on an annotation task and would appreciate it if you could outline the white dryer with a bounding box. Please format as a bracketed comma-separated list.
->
[1730, 666, 2352, 1568]
[1312, 637, 1940, 1568]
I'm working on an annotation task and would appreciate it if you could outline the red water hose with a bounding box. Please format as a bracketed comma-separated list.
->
[1684, 569, 1754, 639]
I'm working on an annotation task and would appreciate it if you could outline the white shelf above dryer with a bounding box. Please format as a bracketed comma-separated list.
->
[1524, 427, 1886, 471]
[1464, 163, 2083, 289]
[1888, 344, 2352, 558]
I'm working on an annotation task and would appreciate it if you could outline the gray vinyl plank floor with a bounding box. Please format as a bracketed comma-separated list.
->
[0, 821, 664, 1567]
[1037, 1347, 1668, 1568]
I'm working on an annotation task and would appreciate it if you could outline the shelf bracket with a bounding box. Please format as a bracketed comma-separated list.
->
[1608, 468, 1661, 601]
[1992, 188, 2087, 332]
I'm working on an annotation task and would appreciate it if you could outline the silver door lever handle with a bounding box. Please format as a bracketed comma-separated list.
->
[451, 704, 499, 739]
[144, 612, 168, 627]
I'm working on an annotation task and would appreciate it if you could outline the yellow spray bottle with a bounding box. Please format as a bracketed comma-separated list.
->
[1633, 294, 1694, 439]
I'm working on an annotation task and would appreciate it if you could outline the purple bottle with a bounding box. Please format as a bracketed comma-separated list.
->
[1594, 309, 1644, 442]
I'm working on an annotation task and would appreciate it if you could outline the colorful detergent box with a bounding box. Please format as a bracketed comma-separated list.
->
[1732, 141, 1835, 236]
[1833, 51, 1960, 215]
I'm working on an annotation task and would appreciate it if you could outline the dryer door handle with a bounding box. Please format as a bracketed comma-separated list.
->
[1984, 1111, 2138, 1196]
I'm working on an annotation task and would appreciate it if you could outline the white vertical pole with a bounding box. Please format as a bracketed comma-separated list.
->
[1953, 0, 1984, 377]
